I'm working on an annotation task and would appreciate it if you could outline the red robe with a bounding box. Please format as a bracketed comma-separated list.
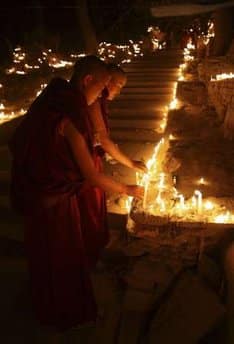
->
[78, 88, 110, 266]
[9, 78, 105, 331]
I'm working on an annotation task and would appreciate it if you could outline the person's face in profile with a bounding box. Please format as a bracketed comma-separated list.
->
[107, 74, 127, 100]
[83, 74, 110, 105]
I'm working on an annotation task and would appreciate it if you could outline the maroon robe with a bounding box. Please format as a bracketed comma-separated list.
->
[9, 78, 104, 331]
[78, 88, 110, 267]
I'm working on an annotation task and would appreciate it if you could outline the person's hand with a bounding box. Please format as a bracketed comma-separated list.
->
[126, 185, 144, 199]
[131, 160, 148, 173]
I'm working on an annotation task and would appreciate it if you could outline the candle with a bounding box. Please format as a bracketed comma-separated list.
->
[125, 196, 133, 213]
[178, 194, 184, 209]
[158, 173, 165, 189]
[198, 177, 205, 185]
[155, 191, 165, 213]
[194, 190, 202, 214]
[143, 174, 149, 209]
[191, 195, 196, 209]
[136, 172, 140, 185]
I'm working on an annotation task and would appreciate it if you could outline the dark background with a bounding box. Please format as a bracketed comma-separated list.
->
[0, 1, 149, 50]
[0, 1, 232, 53]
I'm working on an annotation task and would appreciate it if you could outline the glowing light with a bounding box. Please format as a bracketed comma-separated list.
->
[214, 212, 231, 224]
[125, 196, 133, 213]
[204, 201, 214, 210]
[194, 190, 203, 214]
[169, 98, 179, 110]
[211, 73, 234, 81]
[197, 177, 208, 185]
[169, 134, 177, 141]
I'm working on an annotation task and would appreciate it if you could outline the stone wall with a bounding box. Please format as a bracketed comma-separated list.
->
[198, 39, 234, 139]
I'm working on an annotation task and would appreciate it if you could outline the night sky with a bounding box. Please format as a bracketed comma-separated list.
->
[0, 1, 138, 49]
[0, 0, 231, 51]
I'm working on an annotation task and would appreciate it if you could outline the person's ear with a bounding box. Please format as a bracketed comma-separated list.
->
[83, 74, 93, 87]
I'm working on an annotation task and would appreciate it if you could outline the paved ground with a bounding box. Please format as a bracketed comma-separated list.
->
[0, 49, 184, 343]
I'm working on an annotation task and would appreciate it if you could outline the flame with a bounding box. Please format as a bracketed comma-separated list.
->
[211, 73, 234, 81]
[169, 98, 179, 110]
[125, 196, 133, 213]
[214, 212, 231, 224]
[204, 201, 214, 210]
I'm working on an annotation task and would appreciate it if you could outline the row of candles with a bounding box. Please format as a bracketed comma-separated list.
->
[211, 72, 234, 82]
[0, 33, 168, 125]
[5, 40, 145, 77]
[135, 136, 234, 224]
[0, 38, 152, 125]
[197, 20, 215, 47]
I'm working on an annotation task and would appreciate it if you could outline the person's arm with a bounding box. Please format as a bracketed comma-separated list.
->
[63, 119, 143, 198]
[89, 101, 147, 173]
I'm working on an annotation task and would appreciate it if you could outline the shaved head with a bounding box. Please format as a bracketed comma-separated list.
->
[70, 55, 109, 85]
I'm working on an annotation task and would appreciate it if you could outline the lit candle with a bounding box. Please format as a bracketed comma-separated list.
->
[125, 196, 133, 213]
[136, 172, 140, 185]
[143, 174, 149, 209]
[191, 195, 196, 209]
[156, 191, 165, 213]
[204, 200, 214, 211]
[178, 194, 184, 209]
[198, 177, 205, 185]
[194, 190, 202, 214]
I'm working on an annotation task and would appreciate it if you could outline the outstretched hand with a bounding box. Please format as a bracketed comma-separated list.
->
[131, 160, 148, 173]
[126, 185, 144, 199]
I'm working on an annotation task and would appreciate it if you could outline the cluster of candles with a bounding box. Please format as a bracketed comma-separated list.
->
[135, 137, 234, 224]
[156, 37, 191, 132]
[198, 20, 215, 47]
[147, 26, 167, 51]
[0, 103, 25, 123]
[178, 38, 196, 81]
[211, 72, 234, 82]
[183, 39, 195, 62]
[6, 47, 78, 75]
[5, 41, 145, 78]
[125, 37, 234, 225]
[98, 40, 144, 64]
[0, 39, 151, 125]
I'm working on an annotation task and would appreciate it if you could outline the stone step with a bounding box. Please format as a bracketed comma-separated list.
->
[126, 79, 178, 86]
[127, 74, 178, 80]
[126, 75, 179, 81]
[122, 87, 174, 94]
[109, 117, 162, 129]
[129, 54, 182, 61]
[123, 81, 176, 88]
[117, 93, 172, 101]
[126, 63, 182, 68]
[110, 99, 169, 109]
[124, 63, 182, 69]
[110, 107, 164, 117]
[125, 70, 179, 75]
[124, 67, 179, 72]
[110, 110, 167, 119]
[127, 59, 183, 66]
[110, 111, 163, 119]
[110, 128, 161, 142]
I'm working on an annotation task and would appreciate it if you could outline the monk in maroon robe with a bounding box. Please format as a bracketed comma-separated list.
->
[80, 65, 147, 268]
[9, 56, 143, 336]
[88, 63, 147, 198]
